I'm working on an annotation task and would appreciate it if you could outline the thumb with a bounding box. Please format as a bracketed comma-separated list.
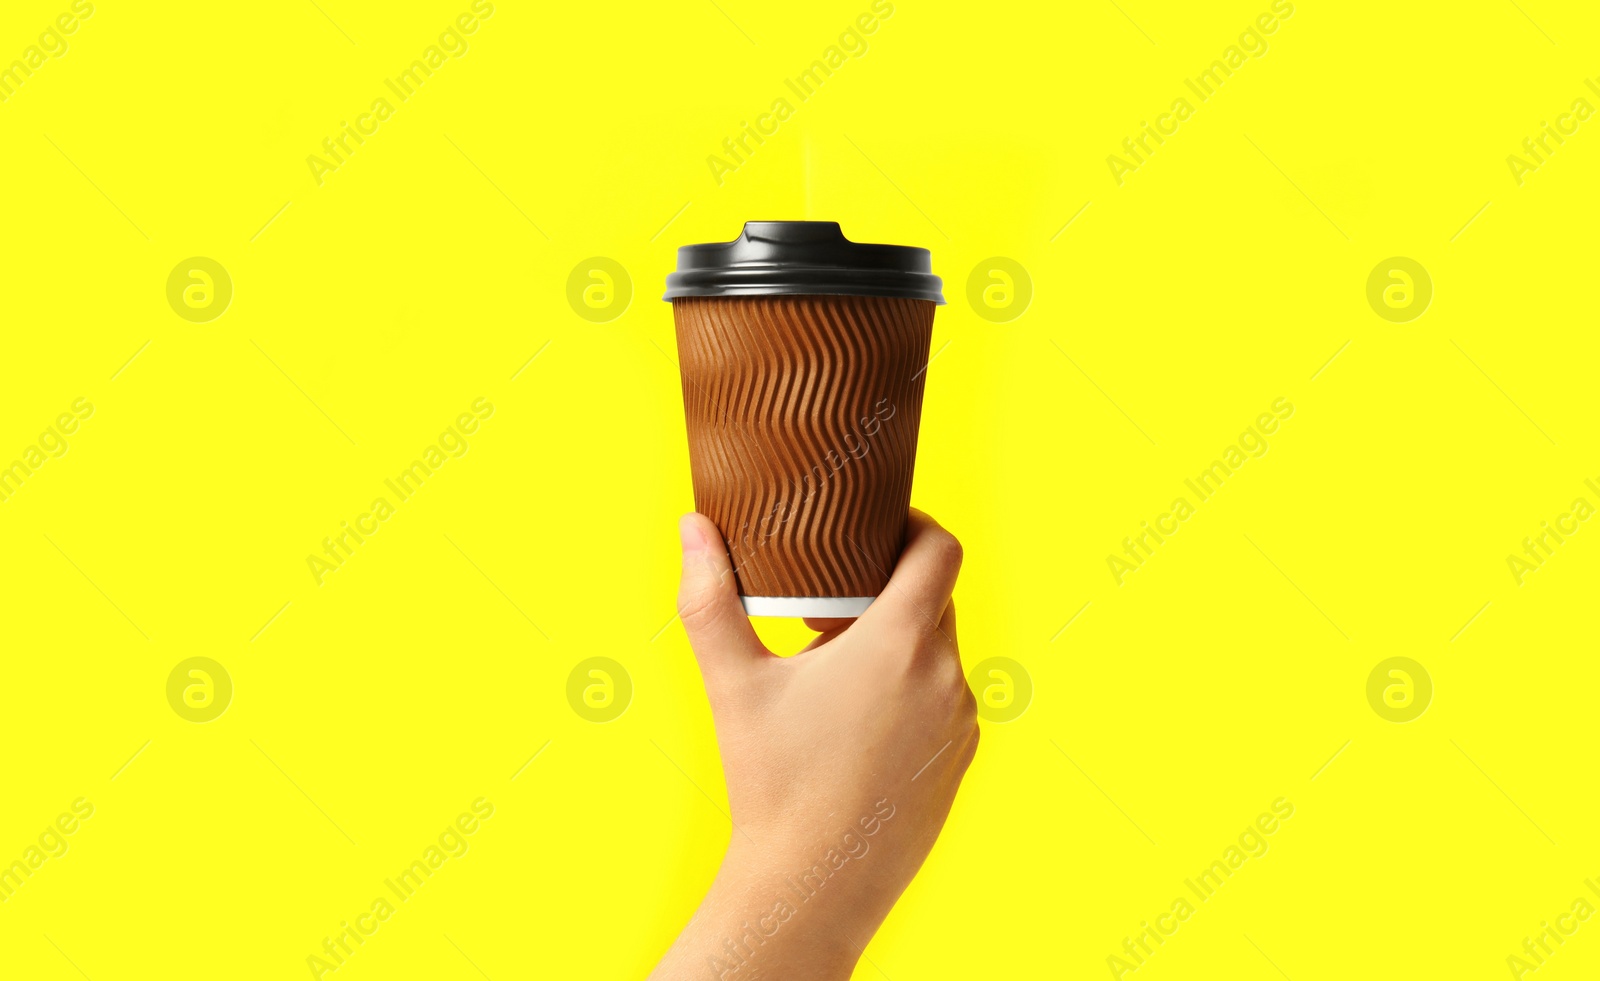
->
[677, 514, 770, 676]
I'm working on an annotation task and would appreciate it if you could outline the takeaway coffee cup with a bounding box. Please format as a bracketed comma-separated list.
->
[663, 221, 945, 617]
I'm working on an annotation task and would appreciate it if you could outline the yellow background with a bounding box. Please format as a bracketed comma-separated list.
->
[2, 0, 1597, 978]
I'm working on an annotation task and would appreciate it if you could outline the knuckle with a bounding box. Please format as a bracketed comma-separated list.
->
[959, 678, 978, 717]
[942, 654, 967, 690]
[962, 728, 981, 766]
[930, 658, 970, 710]
[677, 583, 722, 629]
[931, 529, 964, 569]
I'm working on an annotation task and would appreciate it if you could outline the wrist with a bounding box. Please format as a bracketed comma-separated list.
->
[686, 854, 864, 981]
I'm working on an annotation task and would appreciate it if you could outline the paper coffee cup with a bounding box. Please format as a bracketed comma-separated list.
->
[664, 222, 945, 618]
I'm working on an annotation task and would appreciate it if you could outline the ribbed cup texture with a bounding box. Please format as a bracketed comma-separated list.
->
[673, 295, 936, 599]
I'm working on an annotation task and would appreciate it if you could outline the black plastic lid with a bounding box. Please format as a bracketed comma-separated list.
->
[663, 221, 945, 304]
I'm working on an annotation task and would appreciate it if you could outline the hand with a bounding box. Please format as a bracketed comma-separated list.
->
[648, 510, 978, 981]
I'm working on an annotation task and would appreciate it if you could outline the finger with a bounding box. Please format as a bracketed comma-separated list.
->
[797, 622, 851, 655]
[942, 599, 975, 713]
[901, 597, 959, 666]
[858, 509, 963, 634]
[803, 617, 856, 633]
[677, 514, 771, 676]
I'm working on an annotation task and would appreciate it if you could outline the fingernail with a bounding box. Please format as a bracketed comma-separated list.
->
[679, 515, 708, 554]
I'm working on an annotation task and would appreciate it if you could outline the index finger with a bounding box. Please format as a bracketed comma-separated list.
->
[857, 509, 963, 633]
